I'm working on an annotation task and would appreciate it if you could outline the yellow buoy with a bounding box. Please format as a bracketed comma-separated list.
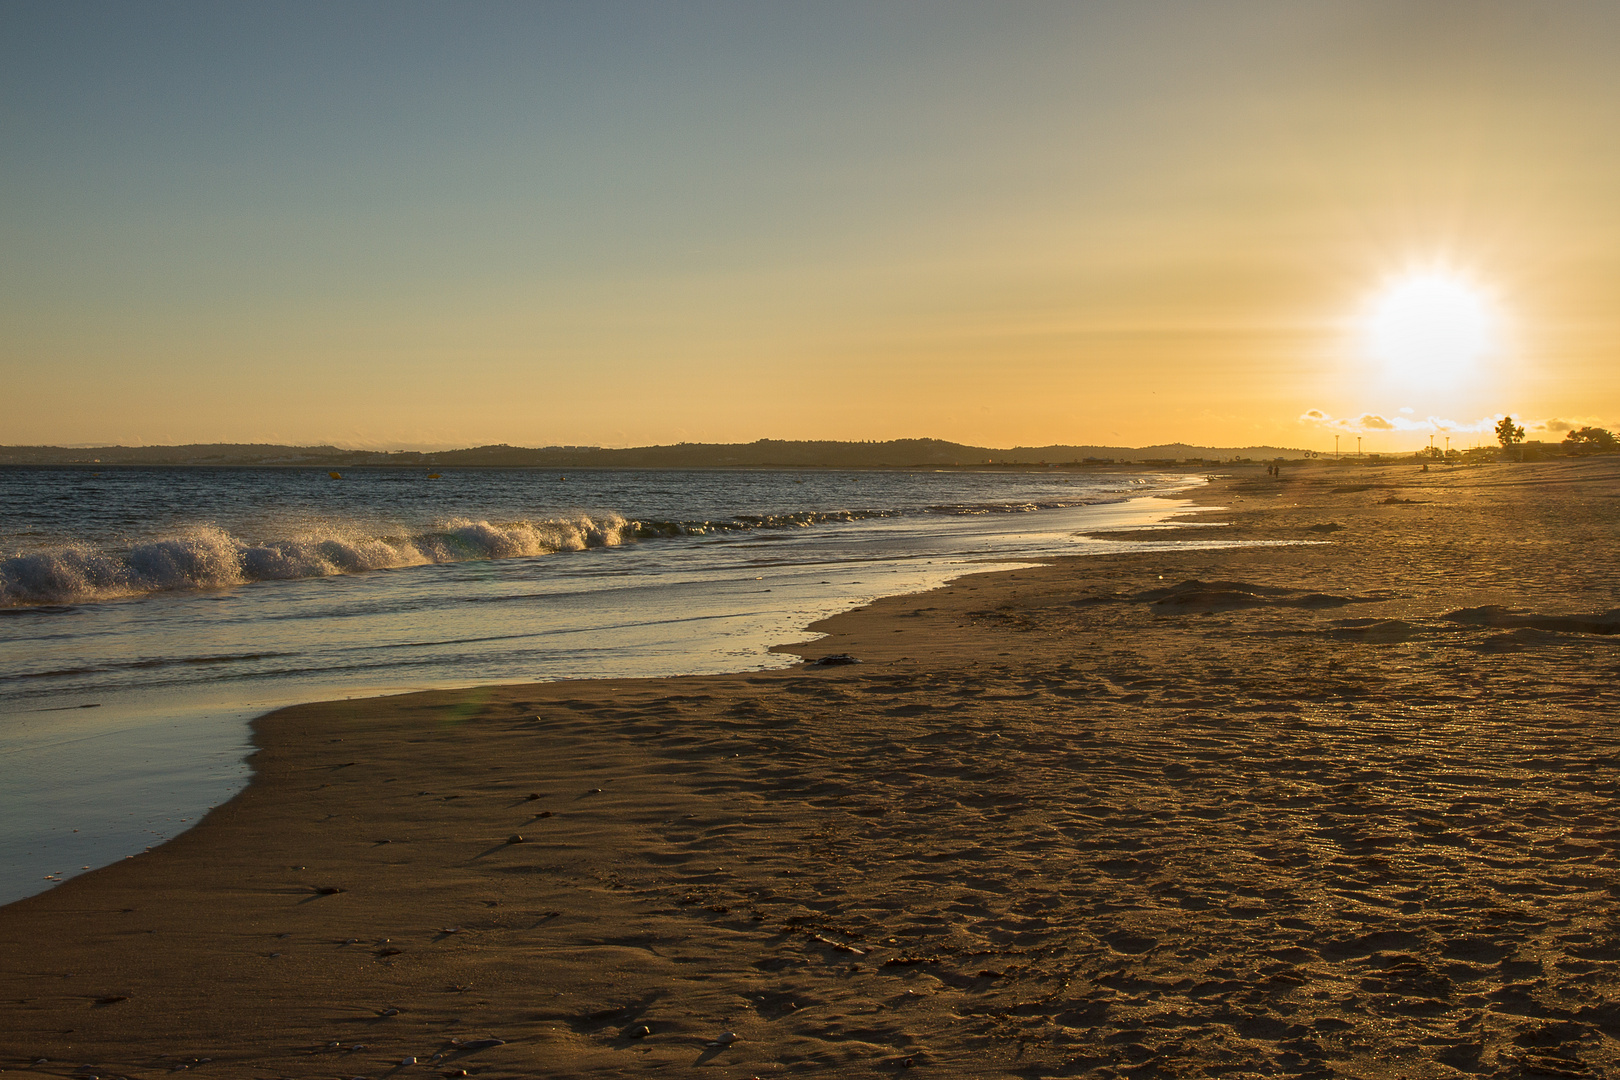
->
[328, 471, 342, 480]
[427, 472, 441, 479]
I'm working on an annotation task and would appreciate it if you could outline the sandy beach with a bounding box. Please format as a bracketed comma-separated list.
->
[4, 458, 1619, 1079]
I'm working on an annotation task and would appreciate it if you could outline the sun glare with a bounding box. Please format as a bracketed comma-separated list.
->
[1361, 271, 1497, 386]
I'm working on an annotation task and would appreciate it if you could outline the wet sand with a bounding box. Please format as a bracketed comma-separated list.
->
[4, 458, 1620, 1079]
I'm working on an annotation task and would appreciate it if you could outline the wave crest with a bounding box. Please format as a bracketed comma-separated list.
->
[0, 515, 632, 607]
[0, 495, 1114, 609]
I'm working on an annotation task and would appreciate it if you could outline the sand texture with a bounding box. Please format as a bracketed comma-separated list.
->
[4, 459, 1620, 1078]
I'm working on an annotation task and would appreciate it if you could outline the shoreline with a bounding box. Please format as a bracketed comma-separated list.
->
[5, 460, 1620, 1077]
[0, 483, 1208, 908]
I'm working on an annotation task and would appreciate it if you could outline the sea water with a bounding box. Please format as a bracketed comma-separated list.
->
[0, 466, 1224, 905]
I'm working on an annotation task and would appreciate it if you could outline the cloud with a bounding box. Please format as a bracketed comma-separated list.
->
[1299, 409, 1512, 435]
[1431, 416, 1507, 434]
[1538, 418, 1579, 433]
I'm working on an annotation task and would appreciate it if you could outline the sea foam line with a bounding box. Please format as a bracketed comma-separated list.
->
[0, 515, 629, 608]
[0, 496, 1111, 608]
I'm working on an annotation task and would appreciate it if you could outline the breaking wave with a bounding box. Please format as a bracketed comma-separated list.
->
[0, 515, 632, 608]
[0, 495, 1114, 609]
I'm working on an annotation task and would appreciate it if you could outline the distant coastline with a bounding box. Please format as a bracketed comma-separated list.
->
[0, 437, 1308, 469]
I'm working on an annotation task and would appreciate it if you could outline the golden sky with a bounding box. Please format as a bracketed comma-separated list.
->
[4, 2, 1618, 451]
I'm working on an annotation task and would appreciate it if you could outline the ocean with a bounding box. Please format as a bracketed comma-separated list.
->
[0, 465, 1228, 905]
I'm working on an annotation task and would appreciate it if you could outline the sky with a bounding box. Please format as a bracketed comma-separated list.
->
[4, 1, 1620, 452]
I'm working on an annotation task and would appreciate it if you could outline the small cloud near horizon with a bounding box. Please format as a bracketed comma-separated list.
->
[1299, 409, 1522, 436]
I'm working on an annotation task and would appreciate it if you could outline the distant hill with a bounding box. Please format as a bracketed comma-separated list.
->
[0, 438, 1309, 468]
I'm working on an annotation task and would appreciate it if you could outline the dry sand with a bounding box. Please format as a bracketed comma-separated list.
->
[4, 458, 1620, 1079]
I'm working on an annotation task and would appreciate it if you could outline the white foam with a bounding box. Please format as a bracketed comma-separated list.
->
[0, 515, 633, 607]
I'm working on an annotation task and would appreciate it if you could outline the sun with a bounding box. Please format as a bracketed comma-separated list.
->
[1361, 270, 1498, 385]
